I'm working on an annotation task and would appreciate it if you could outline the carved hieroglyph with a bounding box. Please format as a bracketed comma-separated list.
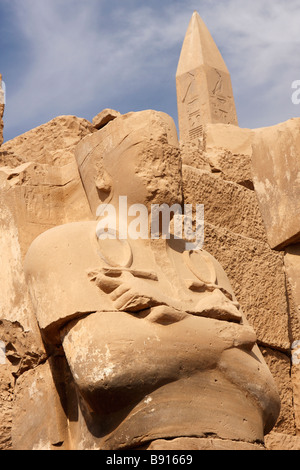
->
[0, 74, 4, 146]
[176, 12, 238, 144]
[23, 110, 280, 450]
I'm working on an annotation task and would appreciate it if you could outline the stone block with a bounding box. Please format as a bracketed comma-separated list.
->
[183, 165, 267, 242]
[12, 361, 68, 450]
[261, 347, 295, 435]
[285, 245, 300, 342]
[92, 108, 121, 129]
[292, 360, 300, 434]
[265, 432, 300, 451]
[2, 115, 95, 166]
[252, 119, 300, 250]
[203, 223, 290, 350]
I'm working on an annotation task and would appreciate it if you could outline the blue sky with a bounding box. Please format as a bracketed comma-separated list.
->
[0, 0, 300, 142]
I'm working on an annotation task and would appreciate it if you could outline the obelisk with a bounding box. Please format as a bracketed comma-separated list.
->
[176, 12, 238, 144]
[0, 74, 5, 145]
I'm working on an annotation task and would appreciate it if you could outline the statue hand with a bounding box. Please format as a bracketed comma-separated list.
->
[89, 267, 166, 312]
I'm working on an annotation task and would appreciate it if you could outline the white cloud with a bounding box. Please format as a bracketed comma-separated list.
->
[196, 0, 300, 127]
[5, 1, 188, 135]
[3, 0, 300, 140]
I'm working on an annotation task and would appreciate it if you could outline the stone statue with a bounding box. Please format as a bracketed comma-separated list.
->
[24, 110, 280, 450]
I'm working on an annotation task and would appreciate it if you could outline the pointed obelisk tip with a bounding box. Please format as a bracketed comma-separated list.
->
[176, 11, 238, 143]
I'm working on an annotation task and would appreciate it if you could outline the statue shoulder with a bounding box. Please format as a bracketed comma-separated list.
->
[24, 221, 99, 277]
[24, 221, 110, 340]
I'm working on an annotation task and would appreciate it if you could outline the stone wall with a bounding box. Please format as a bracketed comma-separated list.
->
[0, 111, 299, 450]
[0, 115, 96, 449]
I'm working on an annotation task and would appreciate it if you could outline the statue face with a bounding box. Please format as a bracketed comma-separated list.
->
[81, 139, 182, 217]
[76, 111, 183, 216]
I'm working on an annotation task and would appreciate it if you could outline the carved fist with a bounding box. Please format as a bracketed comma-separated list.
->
[88, 267, 166, 312]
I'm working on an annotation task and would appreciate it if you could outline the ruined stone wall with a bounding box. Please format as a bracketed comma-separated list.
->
[0, 111, 299, 450]
[181, 121, 300, 450]
[0, 115, 95, 258]
[0, 115, 96, 449]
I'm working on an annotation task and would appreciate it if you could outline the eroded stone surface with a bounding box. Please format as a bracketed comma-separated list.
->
[22, 110, 280, 450]
[204, 123, 254, 188]
[261, 348, 295, 436]
[12, 360, 68, 451]
[1, 10, 299, 451]
[180, 123, 255, 190]
[265, 432, 300, 451]
[2, 115, 95, 166]
[285, 245, 300, 342]
[92, 109, 121, 129]
[292, 363, 300, 434]
[252, 119, 300, 250]
[0, 320, 46, 450]
[0, 193, 44, 332]
[183, 165, 267, 242]
[203, 224, 290, 351]
[0, 117, 94, 257]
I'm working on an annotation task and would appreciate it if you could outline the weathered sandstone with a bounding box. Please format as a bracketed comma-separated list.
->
[2, 115, 95, 165]
[21, 110, 280, 450]
[92, 108, 121, 129]
[252, 119, 300, 250]
[0, 9, 299, 451]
